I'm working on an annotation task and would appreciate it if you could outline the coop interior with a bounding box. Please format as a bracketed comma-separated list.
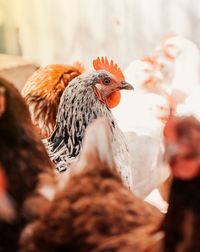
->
[0, 1, 200, 251]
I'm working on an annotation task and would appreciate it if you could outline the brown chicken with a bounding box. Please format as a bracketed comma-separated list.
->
[21, 116, 200, 252]
[19, 118, 162, 252]
[94, 116, 200, 252]
[0, 77, 56, 252]
[22, 62, 85, 138]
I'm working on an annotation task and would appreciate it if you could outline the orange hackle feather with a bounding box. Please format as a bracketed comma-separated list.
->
[93, 57, 125, 81]
[22, 63, 85, 138]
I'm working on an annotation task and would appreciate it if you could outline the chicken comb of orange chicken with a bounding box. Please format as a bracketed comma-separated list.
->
[93, 57, 125, 81]
[22, 62, 85, 138]
[140, 55, 164, 89]
[141, 56, 162, 69]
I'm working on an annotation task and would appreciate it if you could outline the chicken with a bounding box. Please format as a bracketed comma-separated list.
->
[124, 56, 164, 92]
[0, 167, 16, 223]
[94, 115, 200, 252]
[22, 62, 85, 138]
[112, 36, 182, 200]
[158, 35, 200, 105]
[44, 57, 134, 189]
[159, 36, 200, 127]
[154, 35, 200, 201]
[0, 77, 56, 252]
[19, 117, 162, 252]
[113, 56, 171, 198]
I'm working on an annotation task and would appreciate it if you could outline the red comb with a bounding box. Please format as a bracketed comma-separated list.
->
[93, 57, 125, 81]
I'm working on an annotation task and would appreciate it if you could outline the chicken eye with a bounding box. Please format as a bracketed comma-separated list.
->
[103, 78, 111, 85]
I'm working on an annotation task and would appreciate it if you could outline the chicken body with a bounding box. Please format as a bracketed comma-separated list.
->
[113, 59, 171, 197]
[0, 78, 55, 252]
[44, 69, 133, 188]
[20, 118, 162, 252]
[93, 116, 200, 252]
[21, 116, 200, 252]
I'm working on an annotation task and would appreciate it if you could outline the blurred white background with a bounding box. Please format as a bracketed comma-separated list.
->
[0, 0, 200, 67]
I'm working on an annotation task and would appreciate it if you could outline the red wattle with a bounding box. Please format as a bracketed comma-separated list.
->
[105, 91, 121, 109]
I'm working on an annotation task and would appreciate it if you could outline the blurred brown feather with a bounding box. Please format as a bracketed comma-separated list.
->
[22, 62, 85, 138]
[19, 118, 162, 252]
[20, 116, 200, 252]
[0, 77, 56, 252]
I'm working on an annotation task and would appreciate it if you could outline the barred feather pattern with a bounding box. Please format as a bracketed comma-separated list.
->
[43, 71, 132, 188]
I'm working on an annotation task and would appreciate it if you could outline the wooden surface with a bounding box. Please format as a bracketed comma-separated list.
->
[0, 54, 39, 90]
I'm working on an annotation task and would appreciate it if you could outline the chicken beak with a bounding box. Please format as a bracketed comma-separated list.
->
[118, 81, 134, 91]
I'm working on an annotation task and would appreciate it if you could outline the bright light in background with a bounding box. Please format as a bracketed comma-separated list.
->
[0, 0, 200, 66]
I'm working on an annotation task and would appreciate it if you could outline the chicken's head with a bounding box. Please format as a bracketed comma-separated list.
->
[92, 57, 133, 108]
[156, 35, 197, 63]
[164, 116, 200, 180]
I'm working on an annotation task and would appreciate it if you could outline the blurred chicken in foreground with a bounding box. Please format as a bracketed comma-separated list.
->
[95, 116, 200, 252]
[22, 63, 85, 138]
[19, 118, 162, 252]
[0, 77, 56, 252]
[20, 115, 200, 252]
[0, 87, 16, 223]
